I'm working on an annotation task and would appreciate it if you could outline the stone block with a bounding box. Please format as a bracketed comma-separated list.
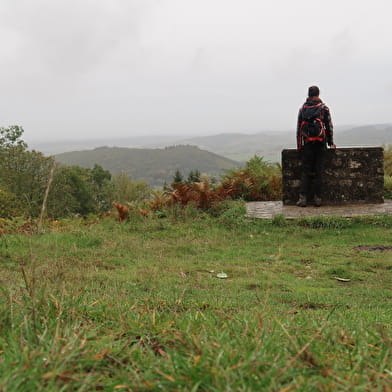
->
[282, 147, 384, 205]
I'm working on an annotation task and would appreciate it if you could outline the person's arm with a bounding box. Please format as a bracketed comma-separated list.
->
[323, 105, 336, 148]
[296, 108, 302, 150]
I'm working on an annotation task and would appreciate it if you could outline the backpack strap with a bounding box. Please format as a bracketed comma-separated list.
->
[303, 102, 323, 109]
[306, 137, 324, 142]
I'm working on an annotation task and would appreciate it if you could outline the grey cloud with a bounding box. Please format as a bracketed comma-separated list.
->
[0, 1, 152, 75]
[329, 29, 356, 58]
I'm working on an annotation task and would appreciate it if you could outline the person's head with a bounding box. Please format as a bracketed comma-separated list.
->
[308, 85, 320, 98]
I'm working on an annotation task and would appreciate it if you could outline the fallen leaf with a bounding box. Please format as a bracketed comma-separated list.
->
[230, 362, 244, 370]
[193, 354, 202, 366]
[93, 349, 110, 360]
[334, 277, 351, 282]
[57, 372, 75, 382]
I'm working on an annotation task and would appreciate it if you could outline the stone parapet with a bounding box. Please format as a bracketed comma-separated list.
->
[282, 147, 384, 205]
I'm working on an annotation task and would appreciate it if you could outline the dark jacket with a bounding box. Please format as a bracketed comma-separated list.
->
[296, 97, 334, 150]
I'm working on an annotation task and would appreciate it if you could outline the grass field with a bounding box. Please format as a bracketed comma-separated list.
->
[0, 204, 391, 391]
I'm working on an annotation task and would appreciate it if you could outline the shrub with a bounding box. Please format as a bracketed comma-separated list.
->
[384, 145, 392, 176]
[168, 178, 224, 210]
[215, 200, 247, 229]
[0, 189, 24, 218]
[271, 214, 288, 227]
[221, 156, 282, 201]
[148, 156, 282, 214]
[384, 175, 392, 199]
[110, 173, 151, 205]
[149, 190, 171, 211]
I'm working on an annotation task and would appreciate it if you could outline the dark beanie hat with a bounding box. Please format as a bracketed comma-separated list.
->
[308, 85, 320, 97]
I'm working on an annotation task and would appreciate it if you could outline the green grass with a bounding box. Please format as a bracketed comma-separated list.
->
[0, 208, 391, 391]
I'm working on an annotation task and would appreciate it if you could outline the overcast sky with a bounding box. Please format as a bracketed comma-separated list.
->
[1, 0, 391, 142]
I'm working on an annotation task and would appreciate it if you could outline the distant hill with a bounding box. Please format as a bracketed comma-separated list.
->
[55, 145, 239, 187]
[177, 124, 392, 161]
[178, 132, 294, 162]
[336, 124, 392, 147]
[29, 135, 182, 156]
[38, 123, 392, 164]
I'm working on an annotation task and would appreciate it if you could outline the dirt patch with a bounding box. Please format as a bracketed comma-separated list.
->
[246, 283, 262, 290]
[353, 245, 392, 252]
[298, 303, 334, 310]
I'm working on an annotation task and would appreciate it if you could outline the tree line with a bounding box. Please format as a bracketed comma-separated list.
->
[1, 126, 285, 220]
[5, 124, 390, 220]
[0, 126, 150, 219]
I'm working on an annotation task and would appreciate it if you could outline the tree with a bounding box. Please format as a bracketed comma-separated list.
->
[90, 164, 112, 211]
[172, 169, 184, 184]
[0, 125, 27, 151]
[47, 165, 100, 217]
[109, 172, 150, 205]
[0, 126, 55, 217]
[12, 151, 54, 217]
[187, 169, 201, 183]
[0, 126, 117, 218]
[0, 188, 24, 219]
[0, 125, 28, 191]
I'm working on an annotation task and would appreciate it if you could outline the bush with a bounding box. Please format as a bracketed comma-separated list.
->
[221, 155, 282, 201]
[384, 145, 392, 176]
[271, 214, 288, 227]
[148, 156, 281, 216]
[110, 173, 151, 205]
[168, 179, 224, 210]
[384, 146, 392, 199]
[207, 199, 245, 217]
[0, 189, 24, 218]
[215, 200, 247, 229]
[384, 175, 392, 199]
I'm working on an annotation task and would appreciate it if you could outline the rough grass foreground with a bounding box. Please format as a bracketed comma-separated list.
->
[0, 205, 391, 391]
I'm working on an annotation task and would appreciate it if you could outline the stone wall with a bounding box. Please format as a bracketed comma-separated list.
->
[282, 147, 384, 205]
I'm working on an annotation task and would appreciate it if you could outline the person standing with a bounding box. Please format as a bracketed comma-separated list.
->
[296, 85, 336, 207]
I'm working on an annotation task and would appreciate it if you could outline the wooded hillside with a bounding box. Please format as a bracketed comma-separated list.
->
[55, 145, 239, 187]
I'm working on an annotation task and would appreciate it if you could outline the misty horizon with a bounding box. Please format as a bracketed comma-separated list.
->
[24, 121, 390, 145]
